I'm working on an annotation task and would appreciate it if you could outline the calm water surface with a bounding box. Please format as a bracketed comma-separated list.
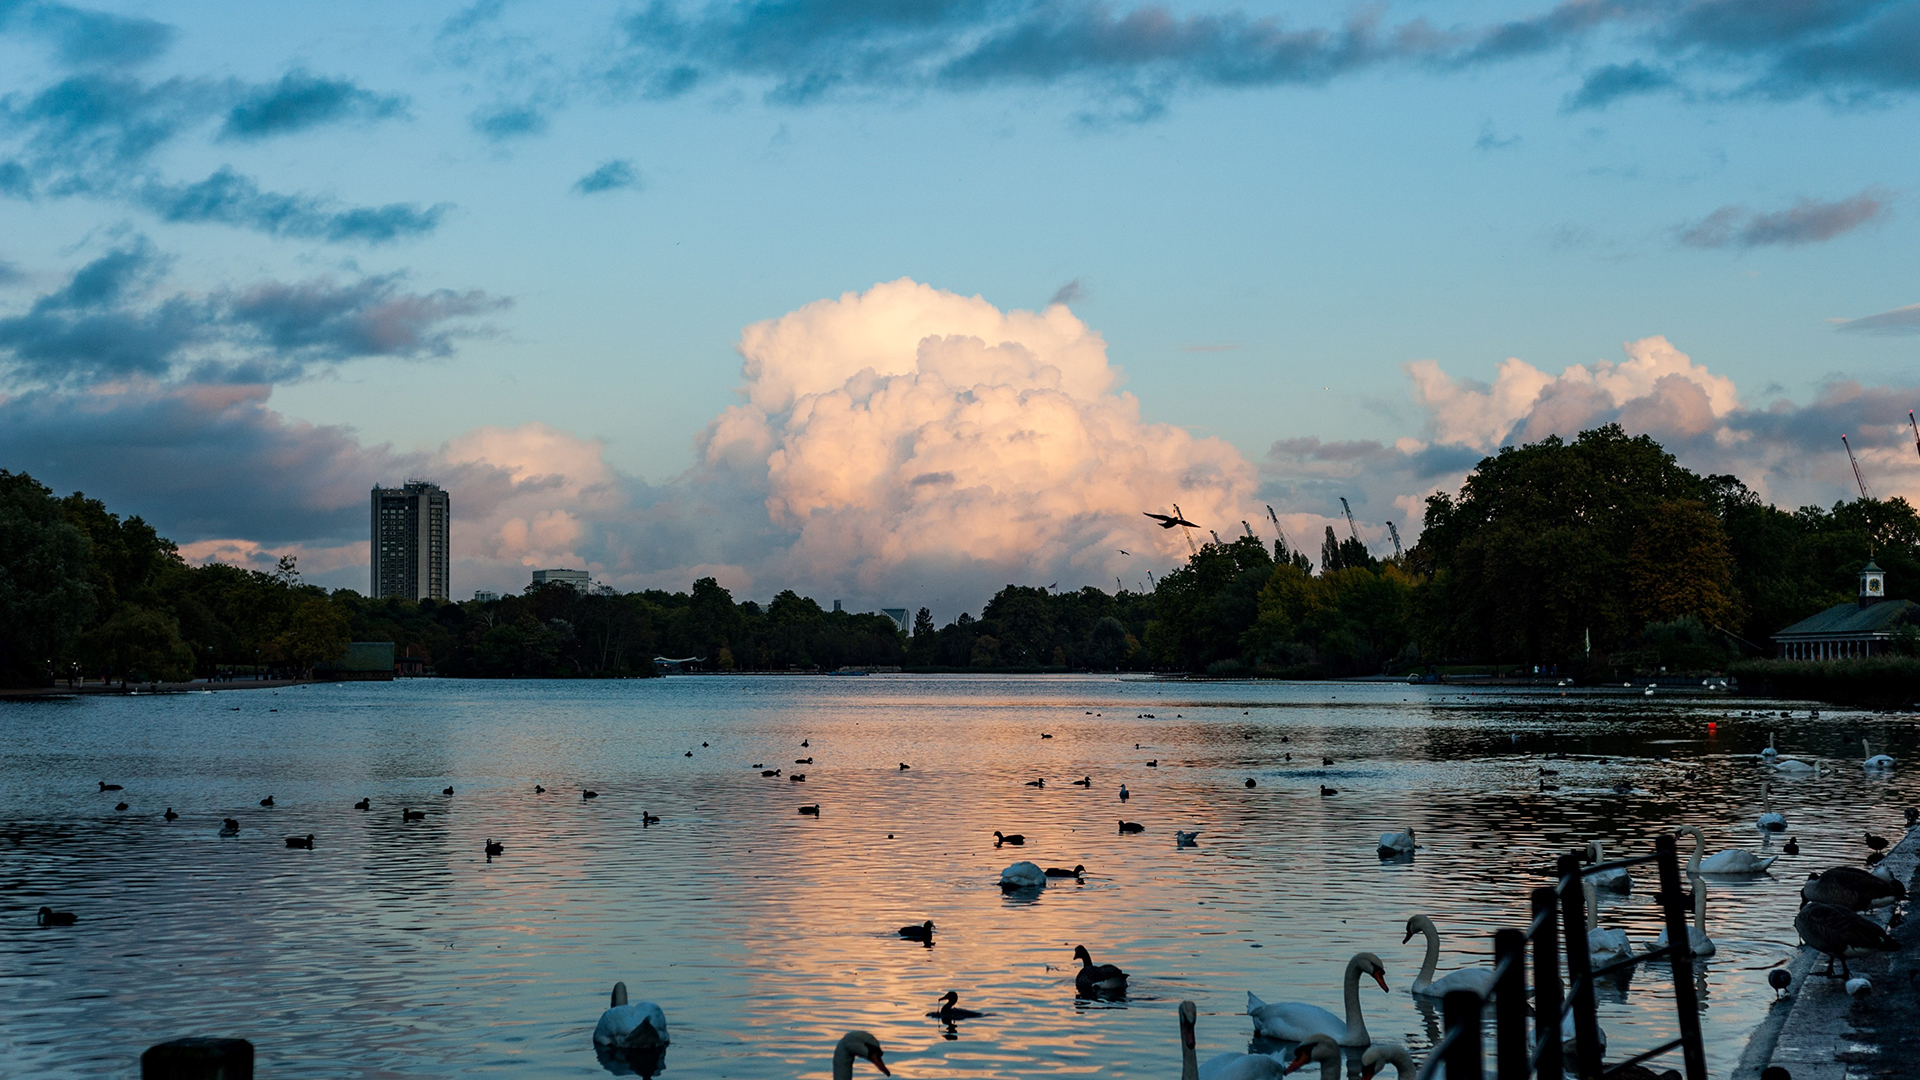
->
[3, 677, 1915, 1078]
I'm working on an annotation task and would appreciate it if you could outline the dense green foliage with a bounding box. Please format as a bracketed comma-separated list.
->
[6, 422, 1917, 686]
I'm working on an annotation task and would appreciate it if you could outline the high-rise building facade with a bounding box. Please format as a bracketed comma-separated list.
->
[371, 481, 450, 601]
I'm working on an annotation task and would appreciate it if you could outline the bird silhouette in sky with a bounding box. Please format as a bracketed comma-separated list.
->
[1143, 508, 1199, 529]
[1117, 549, 1130, 555]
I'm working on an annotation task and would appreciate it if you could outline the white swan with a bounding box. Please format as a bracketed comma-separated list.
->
[1404, 915, 1496, 998]
[1284, 1034, 1343, 1080]
[1756, 782, 1787, 832]
[1561, 1011, 1608, 1056]
[1378, 826, 1416, 856]
[1178, 1001, 1286, 1080]
[1769, 755, 1817, 775]
[1649, 871, 1716, 958]
[999, 861, 1046, 890]
[1361, 1043, 1424, 1080]
[1863, 738, 1896, 771]
[1247, 951, 1387, 1046]
[1676, 823, 1776, 875]
[1583, 880, 1635, 971]
[593, 982, 670, 1049]
[1585, 840, 1632, 893]
[831, 1032, 890, 1080]
[1760, 732, 1778, 760]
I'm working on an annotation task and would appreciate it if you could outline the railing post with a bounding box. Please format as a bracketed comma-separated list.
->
[1655, 832, 1710, 1080]
[1444, 989, 1485, 1080]
[1557, 852, 1604, 1077]
[1494, 928, 1528, 1080]
[1532, 886, 1564, 1080]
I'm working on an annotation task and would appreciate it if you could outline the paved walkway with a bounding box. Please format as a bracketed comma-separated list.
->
[0, 678, 310, 700]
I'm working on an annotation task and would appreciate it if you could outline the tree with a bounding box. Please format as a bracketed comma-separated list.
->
[268, 597, 352, 676]
[0, 471, 95, 686]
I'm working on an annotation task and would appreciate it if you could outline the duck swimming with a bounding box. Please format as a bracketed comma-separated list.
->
[1072, 944, 1128, 995]
[898, 920, 935, 942]
[485, 839, 504, 857]
[994, 831, 1025, 845]
[1119, 820, 1144, 834]
[219, 818, 240, 835]
[37, 906, 79, 926]
[927, 990, 986, 1022]
[353, 798, 370, 810]
[402, 808, 425, 821]
[1044, 864, 1086, 877]
[285, 834, 314, 849]
[163, 807, 178, 821]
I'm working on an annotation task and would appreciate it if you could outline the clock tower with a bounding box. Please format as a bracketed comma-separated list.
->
[1860, 561, 1885, 608]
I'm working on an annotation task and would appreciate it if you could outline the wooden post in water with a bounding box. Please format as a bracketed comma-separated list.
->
[1654, 832, 1710, 1080]
[1493, 928, 1528, 1080]
[1531, 886, 1564, 1080]
[141, 1037, 253, 1079]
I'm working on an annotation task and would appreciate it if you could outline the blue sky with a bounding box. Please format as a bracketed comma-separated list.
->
[2, 0, 1918, 609]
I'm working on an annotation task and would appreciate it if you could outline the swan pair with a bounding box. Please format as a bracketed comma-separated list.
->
[1247, 952, 1388, 1046]
[1181, 1002, 1408, 1080]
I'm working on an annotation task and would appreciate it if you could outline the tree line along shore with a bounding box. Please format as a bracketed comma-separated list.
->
[4, 423, 1918, 690]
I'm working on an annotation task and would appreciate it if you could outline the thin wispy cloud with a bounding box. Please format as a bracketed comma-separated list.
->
[574, 158, 641, 194]
[1835, 303, 1920, 336]
[221, 70, 407, 140]
[1048, 278, 1085, 306]
[1563, 61, 1675, 111]
[1679, 189, 1892, 249]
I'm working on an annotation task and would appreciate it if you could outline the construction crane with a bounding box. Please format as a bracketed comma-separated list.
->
[1266, 505, 1290, 553]
[1842, 434, 1875, 501]
[1339, 497, 1362, 544]
[1209, 529, 1224, 546]
[1385, 521, 1404, 559]
[1910, 411, 1920, 461]
[1242, 520, 1257, 539]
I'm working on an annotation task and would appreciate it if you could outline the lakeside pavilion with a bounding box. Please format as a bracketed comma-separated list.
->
[1771, 561, 1918, 660]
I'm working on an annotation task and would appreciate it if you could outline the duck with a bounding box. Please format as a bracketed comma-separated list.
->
[1119, 785, 1130, 801]
[582, 789, 600, 798]
[1071, 944, 1128, 995]
[999, 861, 1046, 890]
[259, 795, 274, 807]
[1247, 951, 1389, 1046]
[1043, 864, 1086, 877]
[1119, 820, 1145, 834]
[353, 798, 370, 810]
[114, 801, 129, 811]
[1321, 786, 1339, 797]
[442, 786, 454, 796]
[899, 763, 911, 771]
[1586, 840, 1632, 892]
[1675, 824, 1776, 875]
[1583, 880, 1635, 971]
[796, 757, 813, 765]
[1245, 778, 1257, 788]
[1404, 915, 1496, 998]
[1024, 778, 1045, 788]
[642, 812, 661, 826]
[790, 774, 807, 782]
[284, 834, 314, 849]
[402, 807, 425, 821]
[1378, 827, 1416, 857]
[1072, 775, 1092, 787]
[1359, 1044, 1421, 1080]
[1284, 1034, 1344, 1080]
[829, 1031, 888, 1079]
[993, 830, 1025, 845]
[1146, 759, 1159, 767]
[1796, 901, 1900, 978]
[898, 920, 935, 942]
[1176, 830, 1201, 846]
[593, 981, 670, 1050]
[1784, 837, 1800, 855]
[1755, 782, 1787, 832]
[219, 818, 240, 835]
[36, 906, 79, 926]
[1176, 1000, 1286, 1080]
[798, 804, 821, 816]
[1866, 831, 1889, 853]
[762, 769, 781, 777]
[928, 990, 986, 1022]
[485, 839, 504, 857]
[1862, 738, 1895, 771]
[535, 785, 546, 793]
[1649, 872, 1716, 957]
[163, 807, 178, 821]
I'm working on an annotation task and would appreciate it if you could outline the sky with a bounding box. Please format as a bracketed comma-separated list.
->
[1, 0, 1918, 617]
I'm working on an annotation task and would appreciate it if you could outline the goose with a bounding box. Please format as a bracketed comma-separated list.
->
[1119, 820, 1145, 834]
[994, 831, 1025, 845]
[898, 920, 935, 942]
[163, 807, 178, 821]
[1862, 739, 1895, 771]
[1802, 865, 1906, 910]
[1176, 1000, 1286, 1080]
[830, 1031, 889, 1079]
[37, 906, 79, 926]
[594, 982, 670, 1050]
[353, 798, 370, 810]
[1248, 951, 1389, 1045]
[402, 807, 425, 821]
[1043, 864, 1086, 877]
[1360, 1044, 1422, 1080]
[1675, 824, 1775, 875]
[1649, 872, 1716, 957]
[1378, 827, 1416, 857]
[1283, 1034, 1343, 1080]
[99, 781, 123, 791]
[284, 834, 314, 849]
[1073, 944, 1128, 995]
[1176, 831, 1201, 846]
[999, 861, 1046, 890]
[928, 990, 986, 1022]
[485, 839, 504, 857]
[1585, 841, 1631, 892]
[1583, 880, 1635, 971]
[1404, 915, 1496, 998]
[219, 818, 240, 836]
[1755, 783, 1787, 832]
[1796, 902, 1899, 978]
[1760, 733, 1778, 760]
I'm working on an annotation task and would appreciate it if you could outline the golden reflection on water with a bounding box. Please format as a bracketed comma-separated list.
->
[1, 677, 1914, 1078]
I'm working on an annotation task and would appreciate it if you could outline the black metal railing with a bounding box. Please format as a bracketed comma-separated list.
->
[1415, 832, 1708, 1080]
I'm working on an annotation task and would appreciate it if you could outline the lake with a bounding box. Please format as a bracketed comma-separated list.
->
[2, 676, 1913, 1078]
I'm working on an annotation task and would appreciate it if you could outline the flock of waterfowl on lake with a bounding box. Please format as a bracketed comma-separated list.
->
[33, 707, 1918, 1077]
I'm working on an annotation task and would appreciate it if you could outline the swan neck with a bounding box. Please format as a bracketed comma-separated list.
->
[1681, 826, 1703, 875]
[1342, 957, 1369, 1042]
[1414, 919, 1440, 989]
[1691, 873, 1707, 933]
[1179, 1023, 1197, 1080]
[832, 1044, 854, 1080]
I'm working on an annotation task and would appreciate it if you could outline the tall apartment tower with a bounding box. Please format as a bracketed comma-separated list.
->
[370, 481, 450, 601]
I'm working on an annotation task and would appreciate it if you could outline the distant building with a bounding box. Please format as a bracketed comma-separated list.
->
[882, 608, 908, 631]
[314, 641, 396, 681]
[1773, 561, 1917, 659]
[833, 600, 843, 613]
[472, 590, 500, 603]
[532, 568, 591, 593]
[371, 481, 450, 601]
